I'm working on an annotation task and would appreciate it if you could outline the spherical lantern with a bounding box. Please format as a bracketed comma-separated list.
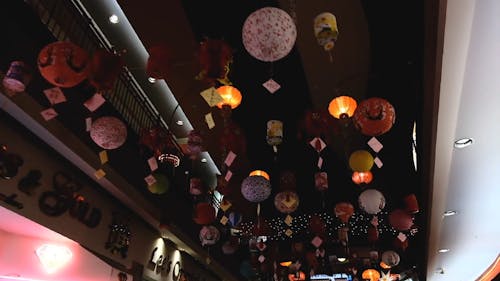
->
[147, 173, 170, 195]
[358, 189, 386, 215]
[381, 250, 400, 268]
[328, 96, 357, 119]
[267, 120, 283, 147]
[249, 170, 270, 181]
[353, 97, 396, 136]
[313, 12, 339, 52]
[193, 202, 216, 225]
[274, 191, 300, 214]
[242, 7, 297, 62]
[88, 48, 123, 92]
[3, 61, 32, 93]
[334, 202, 354, 223]
[349, 150, 374, 172]
[300, 109, 335, 139]
[362, 269, 380, 281]
[216, 85, 242, 110]
[352, 171, 373, 185]
[37, 41, 89, 88]
[90, 116, 127, 150]
[228, 211, 243, 227]
[241, 175, 272, 203]
[389, 209, 414, 231]
[199, 225, 220, 246]
[146, 44, 170, 80]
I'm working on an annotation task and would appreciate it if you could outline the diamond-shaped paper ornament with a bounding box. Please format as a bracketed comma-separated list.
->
[317, 157, 323, 169]
[309, 137, 326, 152]
[284, 215, 293, 226]
[256, 241, 267, 251]
[262, 78, 281, 94]
[311, 236, 323, 248]
[397, 232, 408, 242]
[285, 229, 293, 237]
[282, 197, 297, 208]
[374, 157, 383, 168]
[220, 199, 232, 212]
[258, 255, 266, 263]
[368, 137, 383, 153]
[220, 216, 229, 225]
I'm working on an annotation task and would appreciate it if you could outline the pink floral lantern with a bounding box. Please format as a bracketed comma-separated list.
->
[90, 116, 127, 150]
[274, 191, 299, 214]
[242, 7, 297, 62]
[241, 175, 272, 203]
[199, 225, 220, 246]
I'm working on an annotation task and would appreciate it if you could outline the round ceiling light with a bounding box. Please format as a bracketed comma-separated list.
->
[454, 137, 474, 148]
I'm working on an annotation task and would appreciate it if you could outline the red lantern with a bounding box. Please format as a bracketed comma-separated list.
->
[404, 193, 420, 214]
[288, 271, 306, 281]
[88, 49, 124, 92]
[352, 171, 373, 185]
[298, 109, 337, 140]
[193, 202, 216, 225]
[138, 125, 176, 157]
[197, 38, 233, 84]
[334, 202, 354, 223]
[274, 191, 300, 214]
[389, 209, 414, 231]
[146, 44, 170, 80]
[37, 41, 90, 88]
[353, 97, 396, 136]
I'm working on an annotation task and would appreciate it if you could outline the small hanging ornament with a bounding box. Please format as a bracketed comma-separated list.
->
[313, 12, 339, 62]
[267, 120, 283, 154]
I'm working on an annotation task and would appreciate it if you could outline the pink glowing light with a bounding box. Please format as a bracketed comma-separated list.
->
[35, 244, 72, 274]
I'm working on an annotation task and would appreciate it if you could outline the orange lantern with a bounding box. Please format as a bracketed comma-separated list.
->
[288, 271, 306, 281]
[334, 202, 354, 223]
[352, 171, 373, 185]
[353, 97, 396, 136]
[37, 41, 90, 88]
[362, 269, 380, 281]
[249, 170, 270, 181]
[328, 96, 357, 119]
[216, 85, 242, 109]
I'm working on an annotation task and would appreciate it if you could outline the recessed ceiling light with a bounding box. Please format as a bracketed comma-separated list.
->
[200, 158, 207, 163]
[109, 14, 119, 24]
[454, 137, 474, 148]
[443, 210, 457, 217]
[337, 257, 347, 262]
[176, 120, 183, 126]
[438, 248, 450, 253]
[148, 77, 156, 83]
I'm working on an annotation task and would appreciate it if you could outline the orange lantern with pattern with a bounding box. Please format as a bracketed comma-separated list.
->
[328, 96, 357, 119]
[352, 171, 373, 185]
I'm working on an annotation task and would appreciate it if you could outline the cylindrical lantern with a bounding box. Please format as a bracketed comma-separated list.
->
[352, 171, 373, 185]
[358, 189, 386, 215]
[381, 250, 400, 268]
[147, 173, 170, 195]
[37, 41, 89, 88]
[349, 150, 374, 172]
[404, 193, 420, 214]
[389, 209, 414, 231]
[199, 225, 220, 246]
[193, 202, 216, 225]
[216, 85, 242, 110]
[3, 61, 32, 93]
[274, 191, 299, 214]
[267, 120, 283, 148]
[314, 172, 328, 191]
[353, 97, 396, 136]
[328, 96, 357, 119]
[241, 175, 272, 203]
[313, 12, 339, 52]
[361, 269, 380, 281]
[90, 116, 128, 150]
[334, 202, 354, 223]
[249, 170, 270, 181]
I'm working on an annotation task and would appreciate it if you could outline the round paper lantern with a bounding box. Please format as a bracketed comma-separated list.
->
[216, 85, 242, 110]
[197, 38, 233, 84]
[353, 97, 396, 136]
[199, 225, 220, 246]
[334, 202, 354, 223]
[389, 209, 414, 231]
[404, 193, 420, 214]
[90, 116, 127, 150]
[242, 7, 297, 62]
[241, 175, 272, 203]
[146, 44, 170, 80]
[362, 269, 380, 281]
[313, 12, 339, 51]
[193, 202, 216, 225]
[88, 49, 123, 92]
[3, 61, 32, 93]
[147, 173, 170, 195]
[279, 170, 296, 190]
[228, 211, 243, 227]
[328, 96, 357, 119]
[381, 250, 400, 268]
[249, 170, 270, 181]
[349, 150, 374, 172]
[358, 189, 386, 215]
[352, 171, 373, 185]
[267, 120, 283, 147]
[274, 191, 299, 214]
[37, 41, 89, 88]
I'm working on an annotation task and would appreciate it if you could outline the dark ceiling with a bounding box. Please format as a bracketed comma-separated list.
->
[2, 0, 427, 280]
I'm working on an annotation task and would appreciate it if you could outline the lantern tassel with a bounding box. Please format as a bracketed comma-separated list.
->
[257, 203, 261, 217]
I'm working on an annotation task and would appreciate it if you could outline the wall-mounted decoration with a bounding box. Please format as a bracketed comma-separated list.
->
[18, 169, 42, 195]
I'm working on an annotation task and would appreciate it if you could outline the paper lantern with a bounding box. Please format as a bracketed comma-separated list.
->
[314, 172, 328, 191]
[353, 97, 396, 136]
[288, 271, 306, 281]
[381, 250, 400, 268]
[3, 61, 32, 93]
[147, 173, 170, 195]
[186, 130, 204, 159]
[328, 96, 357, 119]
[197, 38, 233, 84]
[199, 225, 220, 246]
[242, 7, 297, 62]
[404, 193, 420, 214]
[216, 85, 242, 110]
[274, 191, 299, 214]
[299, 109, 335, 139]
[313, 12, 339, 52]
[362, 269, 380, 281]
[146, 44, 170, 80]
[228, 211, 243, 227]
[90, 116, 127, 150]
[267, 120, 283, 147]
[249, 170, 270, 181]
[193, 202, 216, 225]
[358, 189, 386, 215]
[352, 171, 373, 185]
[88, 49, 123, 92]
[389, 209, 414, 231]
[241, 175, 272, 203]
[37, 41, 89, 88]
[334, 202, 354, 223]
[349, 150, 374, 172]
[279, 170, 297, 190]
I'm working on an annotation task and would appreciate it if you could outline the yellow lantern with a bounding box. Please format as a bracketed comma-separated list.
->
[328, 96, 357, 119]
[249, 170, 270, 181]
[362, 269, 381, 281]
[216, 85, 242, 109]
[313, 12, 339, 52]
[348, 150, 374, 172]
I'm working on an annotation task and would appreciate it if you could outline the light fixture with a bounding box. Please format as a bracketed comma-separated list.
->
[438, 248, 450, 253]
[175, 120, 183, 126]
[35, 244, 72, 274]
[443, 210, 457, 217]
[337, 257, 347, 263]
[328, 95, 357, 119]
[200, 158, 207, 163]
[148, 77, 156, 83]
[454, 137, 474, 148]
[109, 14, 119, 24]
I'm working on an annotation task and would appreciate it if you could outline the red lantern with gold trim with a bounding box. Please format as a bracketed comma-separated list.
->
[353, 97, 396, 136]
